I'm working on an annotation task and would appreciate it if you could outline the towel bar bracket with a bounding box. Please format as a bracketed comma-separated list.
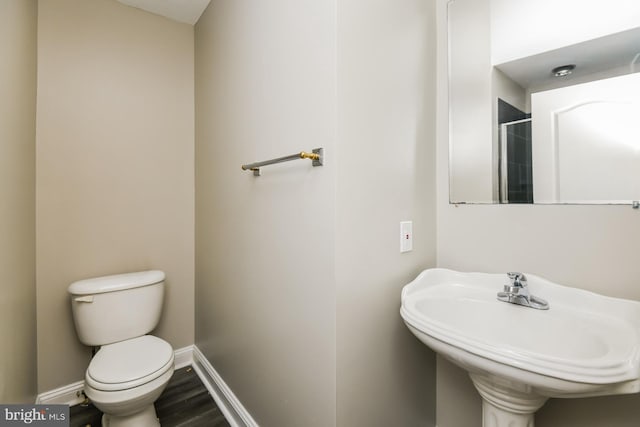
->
[311, 148, 324, 167]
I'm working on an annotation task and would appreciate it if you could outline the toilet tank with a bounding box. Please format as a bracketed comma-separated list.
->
[68, 270, 165, 346]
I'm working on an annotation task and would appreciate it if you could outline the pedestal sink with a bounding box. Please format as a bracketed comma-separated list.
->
[400, 268, 640, 427]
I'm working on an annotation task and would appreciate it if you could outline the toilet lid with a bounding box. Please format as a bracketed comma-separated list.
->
[86, 335, 174, 391]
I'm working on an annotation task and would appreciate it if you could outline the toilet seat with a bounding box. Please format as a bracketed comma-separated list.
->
[86, 335, 174, 392]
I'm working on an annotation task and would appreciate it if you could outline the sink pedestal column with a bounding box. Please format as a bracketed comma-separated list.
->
[470, 374, 548, 427]
[481, 400, 536, 427]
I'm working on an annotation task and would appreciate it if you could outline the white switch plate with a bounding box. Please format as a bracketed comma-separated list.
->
[400, 221, 413, 253]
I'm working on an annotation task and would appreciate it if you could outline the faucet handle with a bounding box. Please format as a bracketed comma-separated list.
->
[507, 272, 527, 287]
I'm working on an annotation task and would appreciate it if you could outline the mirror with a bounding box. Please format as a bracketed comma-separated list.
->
[448, 0, 640, 204]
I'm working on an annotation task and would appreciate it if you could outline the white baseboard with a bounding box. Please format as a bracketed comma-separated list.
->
[36, 345, 195, 405]
[192, 345, 259, 427]
[36, 380, 85, 406]
[174, 344, 194, 369]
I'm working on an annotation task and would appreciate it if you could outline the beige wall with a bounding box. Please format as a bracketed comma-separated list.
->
[195, 0, 438, 425]
[335, 0, 437, 425]
[0, 0, 37, 403]
[436, 0, 640, 425]
[448, 0, 494, 203]
[194, 1, 337, 426]
[36, 0, 194, 392]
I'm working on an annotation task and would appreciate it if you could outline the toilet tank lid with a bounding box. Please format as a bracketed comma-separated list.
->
[68, 270, 165, 295]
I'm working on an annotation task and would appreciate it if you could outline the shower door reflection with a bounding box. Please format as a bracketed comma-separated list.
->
[499, 118, 533, 204]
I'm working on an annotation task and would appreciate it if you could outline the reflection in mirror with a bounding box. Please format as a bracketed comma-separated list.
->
[448, 0, 640, 205]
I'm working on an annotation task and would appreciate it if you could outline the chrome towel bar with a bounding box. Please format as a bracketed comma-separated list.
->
[241, 148, 324, 176]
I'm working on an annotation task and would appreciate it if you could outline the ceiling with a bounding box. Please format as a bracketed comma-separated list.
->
[116, 0, 211, 25]
[495, 27, 640, 92]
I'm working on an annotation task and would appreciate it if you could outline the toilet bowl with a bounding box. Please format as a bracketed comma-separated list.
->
[68, 271, 175, 427]
[85, 335, 174, 426]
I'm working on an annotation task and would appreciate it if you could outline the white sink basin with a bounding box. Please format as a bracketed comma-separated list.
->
[401, 268, 640, 426]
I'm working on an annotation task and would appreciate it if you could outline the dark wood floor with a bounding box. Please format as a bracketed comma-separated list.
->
[70, 366, 231, 427]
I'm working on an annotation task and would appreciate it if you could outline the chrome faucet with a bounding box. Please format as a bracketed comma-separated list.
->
[497, 272, 549, 310]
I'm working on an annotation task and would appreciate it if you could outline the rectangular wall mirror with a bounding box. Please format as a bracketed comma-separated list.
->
[448, 0, 640, 205]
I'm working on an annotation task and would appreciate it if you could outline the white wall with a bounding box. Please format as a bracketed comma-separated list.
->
[36, 0, 195, 392]
[0, 0, 37, 403]
[437, 1, 640, 426]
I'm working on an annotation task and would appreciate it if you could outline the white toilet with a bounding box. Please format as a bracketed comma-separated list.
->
[68, 270, 175, 427]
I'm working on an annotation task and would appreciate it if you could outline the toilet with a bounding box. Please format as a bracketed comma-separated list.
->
[68, 270, 175, 427]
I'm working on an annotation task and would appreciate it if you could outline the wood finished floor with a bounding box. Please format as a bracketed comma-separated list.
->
[70, 366, 231, 427]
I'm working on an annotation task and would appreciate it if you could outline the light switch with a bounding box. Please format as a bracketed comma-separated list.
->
[400, 221, 413, 253]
